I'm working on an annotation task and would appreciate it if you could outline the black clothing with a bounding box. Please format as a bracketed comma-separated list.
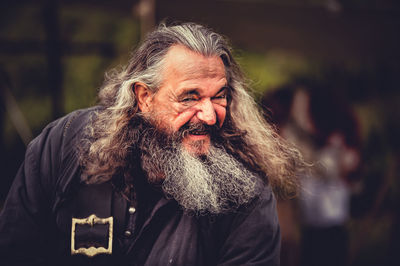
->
[0, 108, 281, 266]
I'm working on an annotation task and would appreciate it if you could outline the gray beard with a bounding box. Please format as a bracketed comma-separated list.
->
[139, 126, 261, 214]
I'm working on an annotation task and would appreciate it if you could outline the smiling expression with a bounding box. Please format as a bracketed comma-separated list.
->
[136, 45, 228, 154]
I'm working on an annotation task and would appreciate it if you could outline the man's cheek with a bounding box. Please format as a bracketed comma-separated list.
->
[173, 109, 197, 132]
[214, 106, 226, 127]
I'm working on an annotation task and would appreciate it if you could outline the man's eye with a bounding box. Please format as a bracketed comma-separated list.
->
[181, 97, 196, 103]
[213, 94, 227, 100]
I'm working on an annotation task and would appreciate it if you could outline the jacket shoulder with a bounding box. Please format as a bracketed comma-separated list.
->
[26, 107, 100, 201]
[43, 106, 99, 143]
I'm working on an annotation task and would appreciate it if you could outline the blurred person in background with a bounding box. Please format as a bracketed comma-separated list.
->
[263, 82, 361, 266]
[0, 22, 305, 266]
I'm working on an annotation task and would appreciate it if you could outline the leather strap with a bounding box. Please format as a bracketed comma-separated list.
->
[72, 182, 128, 256]
[74, 182, 113, 219]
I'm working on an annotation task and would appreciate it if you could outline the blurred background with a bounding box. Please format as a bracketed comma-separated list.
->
[0, 0, 399, 265]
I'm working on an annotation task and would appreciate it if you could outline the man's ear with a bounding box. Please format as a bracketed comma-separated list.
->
[134, 82, 153, 112]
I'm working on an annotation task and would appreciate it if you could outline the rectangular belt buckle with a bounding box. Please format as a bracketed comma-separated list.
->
[71, 214, 113, 257]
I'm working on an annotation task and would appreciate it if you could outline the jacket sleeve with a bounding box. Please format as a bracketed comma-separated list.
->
[217, 186, 281, 266]
[0, 109, 87, 265]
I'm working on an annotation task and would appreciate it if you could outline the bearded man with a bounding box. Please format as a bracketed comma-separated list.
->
[0, 23, 302, 266]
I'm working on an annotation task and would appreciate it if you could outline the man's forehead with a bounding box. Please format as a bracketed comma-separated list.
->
[163, 45, 226, 80]
[178, 59, 225, 78]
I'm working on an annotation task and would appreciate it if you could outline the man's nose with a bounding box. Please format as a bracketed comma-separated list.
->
[196, 99, 217, 125]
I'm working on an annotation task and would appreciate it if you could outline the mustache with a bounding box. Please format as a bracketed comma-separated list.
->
[179, 122, 221, 139]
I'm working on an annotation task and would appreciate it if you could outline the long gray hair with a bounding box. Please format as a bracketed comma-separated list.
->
[79, 22, 304, 198]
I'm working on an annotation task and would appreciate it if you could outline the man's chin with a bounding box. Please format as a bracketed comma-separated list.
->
[182, 136, 210, 156]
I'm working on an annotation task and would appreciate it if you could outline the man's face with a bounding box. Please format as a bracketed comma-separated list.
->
[139, 45, 228, 154]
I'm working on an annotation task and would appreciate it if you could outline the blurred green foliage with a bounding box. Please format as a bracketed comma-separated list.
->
[1, 2, 140, 144]
[236, 50, 313, 96]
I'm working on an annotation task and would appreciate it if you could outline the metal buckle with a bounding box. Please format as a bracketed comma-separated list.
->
[71, 214, 113, 257]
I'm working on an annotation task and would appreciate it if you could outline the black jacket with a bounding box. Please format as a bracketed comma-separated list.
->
[0, 108, 281, 266]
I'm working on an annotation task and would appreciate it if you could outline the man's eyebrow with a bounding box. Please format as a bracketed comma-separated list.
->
[216, 86, 229, 95]
[175, 86, 228, 99]
[176, 89, 200, 99]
